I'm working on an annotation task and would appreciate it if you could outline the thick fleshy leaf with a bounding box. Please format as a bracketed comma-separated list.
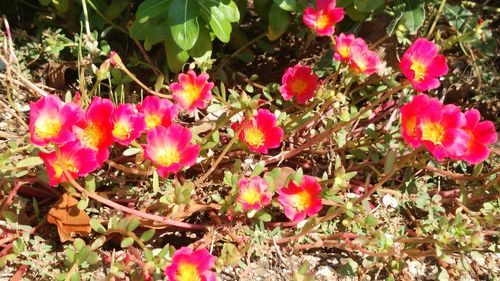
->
[168, 0, 200, 50]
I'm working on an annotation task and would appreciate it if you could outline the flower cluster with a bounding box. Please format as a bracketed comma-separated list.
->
[333, 33, 381, 75]
[401, 94, 497, 164]
[29, 71, 214, 185]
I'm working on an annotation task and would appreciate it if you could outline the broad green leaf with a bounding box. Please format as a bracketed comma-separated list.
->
[189, 25, 213, 62]
[135, 0, 170, 23]
[218, 0, 241, 22]
[164, 35, 189, 72]
[16, 156, 44, 168]
[268, 3, 289, 41]
[206, 5, 233, 42]
[400, 0, 425, 34]
[353, 0, 383, 12]
[168, 0, 200, 50]
[443, 4, 474, 31]
[273, 0, 296, 12]
[130, 18, 170, 45]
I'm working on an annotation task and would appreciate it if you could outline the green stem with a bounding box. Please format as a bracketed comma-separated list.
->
[427, 0, 447, 39]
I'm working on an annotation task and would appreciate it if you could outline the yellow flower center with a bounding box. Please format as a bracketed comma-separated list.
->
[338, 46, 350, 59]
[157, 147, 180, 166]
[245, 127, 265, 148]
[53, 159, 78, 179]
[35, 117, 62, 139]
[112, 121, 132, 140]
[241, 189, 261, 205]
[315, 14, 330, 29]
[404, 116, 417, 137]
[355, 59, 367, 72]
[410, 60, 426, 81]
[145, 115, 161, 130]
[293, 190, 312, 211]
[421, 122, 445, 144]
[176, 262, 200, 281]
[291, 79, 308, 94]
[182, 84, 202, 106]
[80, 124, 103, 149]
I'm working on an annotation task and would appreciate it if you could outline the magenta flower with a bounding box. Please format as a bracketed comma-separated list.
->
[171, 70, 214, 112]
[143, 124, 200, 177]
[112, 103, 146, 145]
[349, 45, 381, 75]
[73, 97, 115, 165]
[232, 109, 284, 154]
[303, 0, 344, 36]
[280, 64, 319, 104]
[137, 96, 178, 131]
[400, 94, 431, 148]
[460, 109, 497, 164]
[29, 95, 83, 146]
[164, 247, 216, 281]
[416, 98, 470, 160]
[333, 33, 368, 62]
[236, 176, 273, 211]
[277, 175, 323, 221]
[39, 141, 99, 186]
[400, 38, 448, 92]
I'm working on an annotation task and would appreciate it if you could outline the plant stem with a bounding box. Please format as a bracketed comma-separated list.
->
[116, 63, 171, 99]
[105, 159, 152, 176]
[427, 0, 447, 39]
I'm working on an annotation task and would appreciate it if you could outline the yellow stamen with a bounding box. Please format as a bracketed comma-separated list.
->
[80, 124, 103, 149]
[315, 14, 330, 29]
[338, 46, 350, 58]
[35, 117, 62, 139]
[145, 115, 161, 130]
[176, 262, 201, 281]
[112, 121, 132, 140]
[241, 189, 261, 205]
[182, 84, 202, 106]
[291, 79, 308, 94]
[410, 60, 426, 81]
[53, 160, 78, 179]
[421, 122, 445, 144]
[157, 147, 180, 166]
[293, 190, 312, 211]
[244, 127, 265, 148]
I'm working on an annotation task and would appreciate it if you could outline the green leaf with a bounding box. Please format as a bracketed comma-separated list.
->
[168, 0, 200, 50]
[140, 229, 156, 242]
[16, 156, 44, 168]
[127, 217, 141, 231]
[353, 0, 383, 12]
[189, 25, 213, 62]
[268, 3, 289, 41]
[135, 0, 170, 23]
[254, 210, 272, 222]
[85, 176, 96, 192]
[75, 246, 91, 264]
[443, 4, 474, 31]
[90, 218, 106, 234]
[120, 237, 135, 248]
[250, 163, 265, 177]
[399, 0, 425, 34]
[273, 0, 296, 12]
[86, 252, 100, 265]
[207, 5, 233, 43]
[217, 0, 241, 22]
[165, 35, 189, 72]
[73, 238, 86, 251]
[123, 147, 142, 156]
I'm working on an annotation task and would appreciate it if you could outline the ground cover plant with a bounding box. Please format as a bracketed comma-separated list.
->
[0, 0, 499, 280]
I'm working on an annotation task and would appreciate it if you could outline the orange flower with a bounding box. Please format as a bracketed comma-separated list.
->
[171, 70, 214, 112]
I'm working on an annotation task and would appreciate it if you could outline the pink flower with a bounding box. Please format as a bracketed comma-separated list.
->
[303, 0, 344, 36]
[112, 103, 146, 145]
[349, 45, 381, 75]
[333, 33, 367, 61]
[171, 70, 214, 112]
[137, 96, 178, 131]
[73, 97, 115, 165]
[280, 64, 319, 104]
[143, 124, 200, 177]
[231, 109, 284, 154]
[164, 247, 216, 281]
[400, 38, 448, 92]
[416, 98, 470, 160]
[277, 175, 322, 221]
[29, 95, 83, 146]
[39, 141, 99, 186]
[236, 177, 272, 211]
[400, 94, 431, 148]
[460, 109, 497, 164]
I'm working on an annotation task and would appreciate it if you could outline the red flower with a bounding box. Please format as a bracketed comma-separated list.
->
[280, 64, 319, 104]
[349, 45, 381, 75]
[333, 33, 367, 62]
[236, 176, 272, 211]
[277, 176, 322, 221]
[400, 38, 448, 92]
[303, 0, 344, 36]
[73, 97, 115, 164]
[460, 109, 497, 164]
[400, 94, 430, 148]
[143, 124, 200, 177]
[415, 98, 470, 160]
[137, 96, 178, 131]
[164, 247, 216, 281]
[232, 109, 284, 154]
[29, 95, 83, 146]
[171, 70, 214, 112]
[112, 103, 146, 145]
[39, 141, 99, 186]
